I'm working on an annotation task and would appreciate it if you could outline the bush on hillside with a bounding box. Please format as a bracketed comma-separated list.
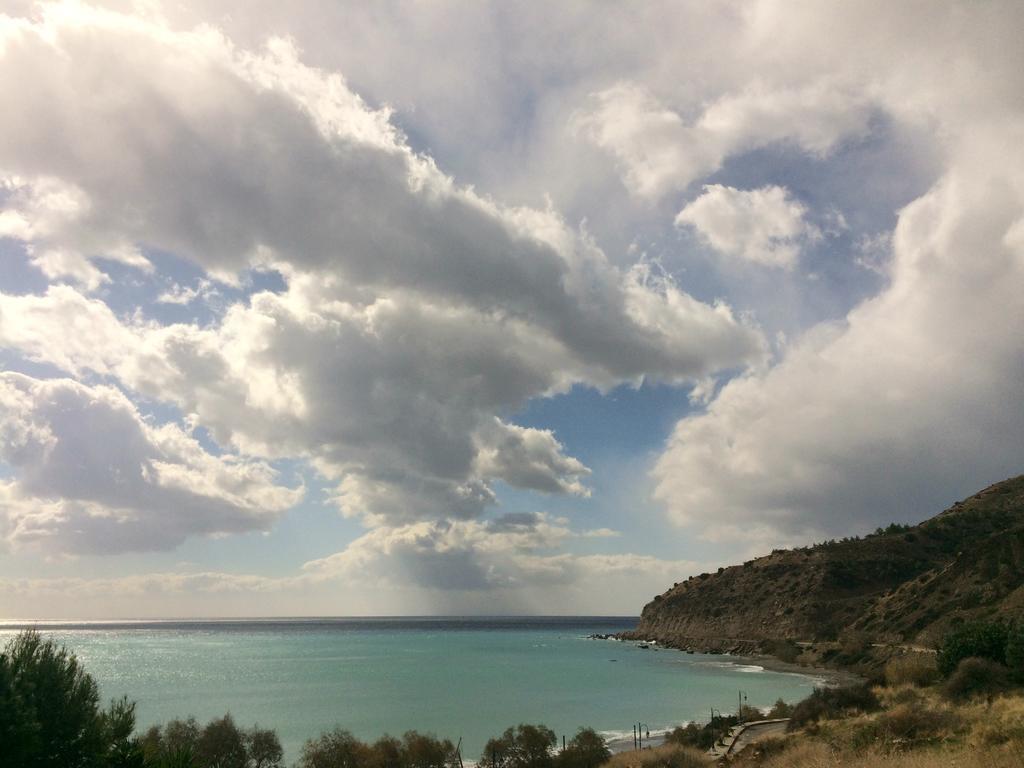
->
[851, 701, 962, 752]
[1005, 621, 1024, 682]
[937, 621, 1008, 676]
[943, 657, 1011, 702]
[885, 653, 939, 687]
[787, 684, 881, 730]
[0, 629, 145, 768]
[762, 639, 801, 665]
[746, 736, 789, 760]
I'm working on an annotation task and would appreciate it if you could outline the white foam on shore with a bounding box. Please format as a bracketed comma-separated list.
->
[697, 660, 766, 673]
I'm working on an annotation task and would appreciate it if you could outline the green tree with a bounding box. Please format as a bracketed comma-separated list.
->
[937, 621, 1009, 677]
[101, 697, 146, 768]
[196, 714, 247, 768]
[245, 726, 284, 768]
[481, 725, 556, 768]
[400, 731, 457, 768]
[0, 645, 40, 766]
[368, 735, 404, 768]
[0, 629, 141, 768]
[162, 718, 201, 756]
[554, 728, 609, 768]
[298, 728, 370, 768]
[1005, 621, 1024, 682]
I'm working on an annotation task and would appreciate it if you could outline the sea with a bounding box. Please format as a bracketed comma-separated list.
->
[0, 617, 822, 763]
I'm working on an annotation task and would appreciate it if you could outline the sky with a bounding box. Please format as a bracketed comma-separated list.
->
[0, 0, 1022, 618]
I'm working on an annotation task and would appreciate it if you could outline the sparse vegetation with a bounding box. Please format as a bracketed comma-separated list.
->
[603, 744, 705, 768]
[665, 715, 737, 751]
[787, 683, 881, 730]
[885, 653, 939, 687]
[850, 700, 963, 751]
[943, 657, 1011, 702]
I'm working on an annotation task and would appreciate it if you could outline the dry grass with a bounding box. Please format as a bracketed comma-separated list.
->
[885, 654, 939, 687]
[750, 740, 1024, 767]
[731, 688, 1024, 767]
[604, 743, 707, 768]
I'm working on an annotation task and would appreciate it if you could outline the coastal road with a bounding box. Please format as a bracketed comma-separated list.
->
[725, 720, 788, 755]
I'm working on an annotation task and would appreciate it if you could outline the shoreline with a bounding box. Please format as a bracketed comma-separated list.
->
[729, 650, 863, 686]
[609, 632, 864, 687]
[587, 635, 860, 753]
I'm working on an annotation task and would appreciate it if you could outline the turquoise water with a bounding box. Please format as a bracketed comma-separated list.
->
[0, 618, 821, 762]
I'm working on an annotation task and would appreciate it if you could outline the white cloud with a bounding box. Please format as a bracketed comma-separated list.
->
[575, 79, 872, 200]
[675, 185, 820, 269]
[647, 1, 1024, 541]
[0, 174, 151, 288]
[303, 514, 695, 594]
[0, 0, 1021, 613]
[0, 372, 303, 553]
[156, 279, 218, 305]
[572, 83, 718, 201]
[0, 4, 765, 548]
[655, 156, 1024, 539]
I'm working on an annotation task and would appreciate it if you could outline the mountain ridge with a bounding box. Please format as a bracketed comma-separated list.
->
[626, 474, 1024, 655]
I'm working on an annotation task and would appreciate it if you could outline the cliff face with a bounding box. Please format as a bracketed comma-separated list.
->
[632, 475, 1024, 649]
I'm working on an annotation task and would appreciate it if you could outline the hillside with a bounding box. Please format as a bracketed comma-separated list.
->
[628, 474, 1024, 652]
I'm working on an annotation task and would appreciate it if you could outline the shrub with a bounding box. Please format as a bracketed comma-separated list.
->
[650, 748, 705, 768]
[787, 684, 881, 730]
[943, 657, 1011, 702]
[765, 699, 794, 719]
[937, 621, 1008, 676]
[607, 745, 705, 768]
[738, 705, 763, 722]
[747, 736, 788, 760]
[665, 715, 737, 751]
[851, 701, 962, 752]
[1005, 621, 1024, 681]
[555, 728, 610, 768]
[885, 653, 939, 687]
[763, 640, 800, 665]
